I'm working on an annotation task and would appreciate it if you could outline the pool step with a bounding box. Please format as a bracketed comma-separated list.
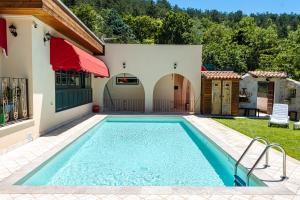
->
[234, 175, 246, 187]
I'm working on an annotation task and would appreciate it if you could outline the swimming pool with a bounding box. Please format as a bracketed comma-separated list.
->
[17, 117, 264, 186]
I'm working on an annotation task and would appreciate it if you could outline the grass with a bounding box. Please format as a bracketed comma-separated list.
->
[213, 118, 300, 161]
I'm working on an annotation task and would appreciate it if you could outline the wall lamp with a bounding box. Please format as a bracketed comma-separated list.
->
[9, 24, 17, 37]
[43, 32, 52, 43]
[32, 21, 38, 29]
[122, 62, 126, 69]
[173, 62, 178, 70]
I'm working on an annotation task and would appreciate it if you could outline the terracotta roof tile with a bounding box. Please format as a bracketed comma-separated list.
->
[201, 71, 242, 80]
[248, 71, 287, 78]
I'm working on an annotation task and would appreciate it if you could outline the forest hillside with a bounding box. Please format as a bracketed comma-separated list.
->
[63, 0, 300, 80]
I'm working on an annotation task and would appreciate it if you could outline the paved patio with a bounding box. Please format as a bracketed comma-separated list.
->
[0, 115, 299, 200]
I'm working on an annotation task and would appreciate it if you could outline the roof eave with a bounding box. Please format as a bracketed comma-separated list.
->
[0, 0, 105, 55]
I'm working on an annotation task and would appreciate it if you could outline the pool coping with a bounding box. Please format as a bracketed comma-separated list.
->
[0, 114, 299, 196]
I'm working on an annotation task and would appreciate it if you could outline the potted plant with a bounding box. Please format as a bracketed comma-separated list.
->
[0, 106, 5, 126]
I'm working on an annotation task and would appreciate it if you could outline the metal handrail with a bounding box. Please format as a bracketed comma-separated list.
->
[234, 137, 269, 176]
[246, 143, 287, 186]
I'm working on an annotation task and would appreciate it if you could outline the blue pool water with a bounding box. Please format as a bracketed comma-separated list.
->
[18, 117, 263, 186]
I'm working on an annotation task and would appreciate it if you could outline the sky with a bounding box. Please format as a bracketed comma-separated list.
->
[168, 0, 300, 14]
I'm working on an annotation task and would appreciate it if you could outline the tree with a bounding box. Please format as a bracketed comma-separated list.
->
[202, 23, 248, 73]
[156, 11, 193, 44]
[156, 0, 172, 18]
[124, 15, 161, 43]
[71, 4, 104, 36]
[146, 0, 158, 18]
[270, 27, 300, 80]
[104, 10, 135, 43]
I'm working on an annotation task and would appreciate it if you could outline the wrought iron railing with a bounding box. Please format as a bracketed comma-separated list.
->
[103, 98, 195, 113]
[153, 99, 195, 113]
[103, 98, 145, 112]
[0, 77, 29, 126]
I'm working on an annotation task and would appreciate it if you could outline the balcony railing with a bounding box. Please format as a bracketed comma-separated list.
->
[103, 98, 195, 113]
[153, 99, 195, 113]
[0, 77, 29, 126]
[103, 98, 145, 112]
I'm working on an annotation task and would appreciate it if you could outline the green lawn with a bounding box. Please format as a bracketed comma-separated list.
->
[213, 118, 300, 161]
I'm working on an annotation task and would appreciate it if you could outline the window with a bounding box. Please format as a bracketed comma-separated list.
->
[55, 71, 92, 112]
[116, 77, 139, 85]
[257, 82, 269, 98]
[290, 89, 296, 98]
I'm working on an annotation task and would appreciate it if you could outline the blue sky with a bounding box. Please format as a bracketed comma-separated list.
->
[168, 0, 300, 14]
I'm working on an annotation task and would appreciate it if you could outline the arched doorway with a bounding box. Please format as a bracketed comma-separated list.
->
[103, 73, 145, 112]
[153, 73, 195, 113]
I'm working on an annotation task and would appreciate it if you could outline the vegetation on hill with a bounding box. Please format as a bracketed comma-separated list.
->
[63, 0, 300, 80]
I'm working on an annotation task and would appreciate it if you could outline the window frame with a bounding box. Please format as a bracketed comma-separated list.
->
[55, 71, 92, 112]
[116, 77, 139, 85]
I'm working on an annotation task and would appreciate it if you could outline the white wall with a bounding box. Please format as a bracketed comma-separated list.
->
[31, 18, 93, 134]
[0, 52, 2, 76]
[0, 17, 33, 117]
[283, 79, 300, 120]
[0, 16, 94, 136]
[239, 74, 257, 108]
[104, 73, 145, 100]
[95, 44, 202, 112]
[153, 74, 174, 101]
[240, 74, 286, 110]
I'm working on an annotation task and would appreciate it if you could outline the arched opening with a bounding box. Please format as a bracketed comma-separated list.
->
[103, 73, 145, 112]
[153, 73, 195, 113]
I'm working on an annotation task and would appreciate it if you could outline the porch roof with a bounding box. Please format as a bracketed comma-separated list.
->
[0, 18, 7, 55]
[0, 0, 104, 55]
[201, 71, 242, 80]
[248, 71, 287, 79]
[50, 37, 109, 77]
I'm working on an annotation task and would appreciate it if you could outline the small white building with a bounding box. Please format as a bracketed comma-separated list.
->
[240, 71, 287, 114]
[239, 71, 300, 119]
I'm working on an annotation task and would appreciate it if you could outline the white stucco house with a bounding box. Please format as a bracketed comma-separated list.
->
[0, 1, 202, 152]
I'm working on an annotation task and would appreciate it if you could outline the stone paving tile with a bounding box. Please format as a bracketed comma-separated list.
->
[142, 195, 165, 200]
[209, 195, 232, 200]
[33, 194, 58, 200]
[75, 194, 99, 200]
[249, 196, 272, 200]
[0, 194, 13, 200]
[10, 194, 36, 200]
[293, 195, 300, 200]
[271, 195, 295, 200]
[230, 195, 252, 200]
[97, 195, 121, 200]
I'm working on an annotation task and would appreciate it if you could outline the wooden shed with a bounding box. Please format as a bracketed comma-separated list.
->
[201, 71, 241, 116]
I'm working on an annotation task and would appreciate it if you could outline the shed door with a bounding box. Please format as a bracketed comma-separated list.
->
[222, 81, 232, 115]
[212, 80, 222, 115]
[267, 82, 275, 114]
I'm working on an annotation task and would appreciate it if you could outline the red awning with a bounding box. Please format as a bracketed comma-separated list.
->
[50, 37, 109, 77]
[0, 18, 7, 56]
[201, 65, 207, 71]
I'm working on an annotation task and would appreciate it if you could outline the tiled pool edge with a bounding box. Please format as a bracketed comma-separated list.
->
[184, 116, 300, 195]
[0, 114, 298, 196]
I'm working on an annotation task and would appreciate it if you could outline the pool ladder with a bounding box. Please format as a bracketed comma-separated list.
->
[234, 137, 287, 186]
